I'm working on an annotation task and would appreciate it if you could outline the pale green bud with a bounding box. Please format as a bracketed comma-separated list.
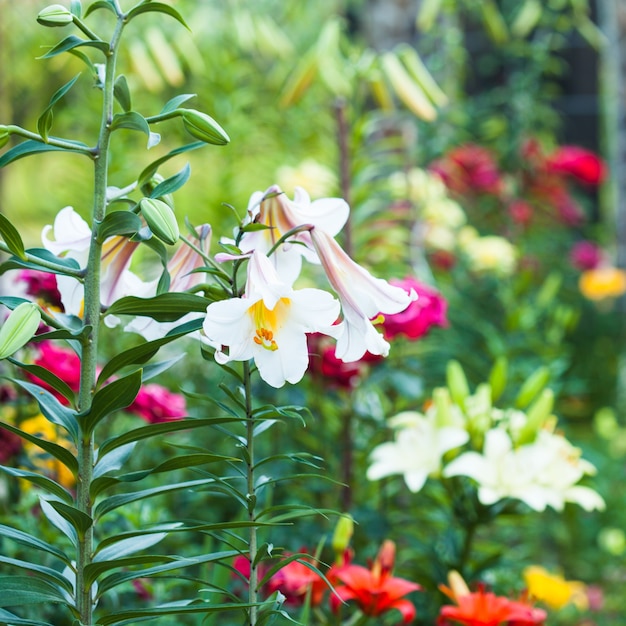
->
[0, 303, 41, 360]
[514, 366, 550, 408]
[37, 4, 74, 26]
[0, 126, 9, 149]
[517, 388, 554, 445]
[331, 515, 353, 560]
[488, 356, 508, 402]
[180, 109, 230, 146]
[433, 387, 452, 427]
[140, 198, 179, 245]
[446, 360, 470, 408]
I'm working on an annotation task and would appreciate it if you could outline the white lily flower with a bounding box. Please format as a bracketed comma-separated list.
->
[367, 411, 469, 492]
[309, 227, 417, 362]
[125, 225, 212, 340]
[42, 206, 149, 321]
[239, 185, 349, 283]
[202, 250, 340, 388]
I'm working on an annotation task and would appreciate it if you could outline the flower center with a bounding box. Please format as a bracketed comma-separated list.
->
[254, 328, 278, 351]
[248, 297, 291, 352]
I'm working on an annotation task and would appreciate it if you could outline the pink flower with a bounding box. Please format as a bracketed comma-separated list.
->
[570, 241, 603, 271]
[28, 341, 81, 404]
[128, 384, 187, 423]
[381, 278, 448, 341]
[508, 200, 534, 226]
[546, 146, 607, 186]
[18, 270, 63, 309]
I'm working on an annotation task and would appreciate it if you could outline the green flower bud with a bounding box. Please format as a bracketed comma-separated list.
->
[140, 174, 174, 208]
[433, 387, 452, 427]
[488, 356, 508, 402]
[517, 388, 554, 445]
[514, 366, 550, 409]
[180, 109, 230, 146]
[37, 4, 74, 26]
[0, 126, 9, 149]
[0, 302, 41, 360]
[446, 360, 470, 408]
[140, 198, 179, 245]
[331, 515, 353, 560]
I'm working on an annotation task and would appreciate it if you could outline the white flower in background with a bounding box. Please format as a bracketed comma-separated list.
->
[239, 185, 349, 283]
[276, 158, 337, 198]
[125, 224, 212, 340]
[461, 234, 517, 277]
[309, 227, 417, 362]
[443, 428, 605, 512]
[202, 250, 339, 388]
[42, 206, 149, 322]
[422, 198, 467, 230]
[367, 411, 469, 492]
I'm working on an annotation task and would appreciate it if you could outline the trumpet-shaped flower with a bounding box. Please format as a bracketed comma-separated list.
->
[330, 540, 421, 624]
[202, 250, 340, 388]
[42, 206, 149, 321]
[309, 227, 417, 362]
[367, 411, 468, 492]
[239, 185, 349, 283]
[523, 566, 588, 610]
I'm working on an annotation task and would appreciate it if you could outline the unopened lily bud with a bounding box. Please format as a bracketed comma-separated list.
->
[0, 302, 41, 359]
[515, 366, 550, 408]
[488, 356, 508, 402]
[433, 387, 452, 427]
[140, 174, 174, 208]
[37, 4, 74, 26]
[447, 570, 470, 599]
[376, 540, 396, 576]
[396, 44, 448, 107]
[331, 515, 353, 558]
[180, 109, 230, 146]
[511, 0, 542, 38]
[140, 198, 179, 245]
[517, 388, 554, 444]
[446, 360, 470, 408]
[0, 126, 9, 149]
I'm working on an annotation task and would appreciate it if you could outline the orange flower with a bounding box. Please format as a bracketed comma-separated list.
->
[579, 267, 626, 301]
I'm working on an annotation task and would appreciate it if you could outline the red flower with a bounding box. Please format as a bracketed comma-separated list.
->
[330, 540, 421, 623]
[570, 241, 603, 271]
[128, 384, 187, 423]
[266, 555, 327, 606]
[381, 278, 448, 341]
[17, 270, 63, 309]
[430, 144, 504, 197]
[545, 145, 606, 186]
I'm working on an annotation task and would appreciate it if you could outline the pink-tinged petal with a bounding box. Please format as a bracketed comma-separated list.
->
[291, 187, 349, 237]
[168, 224, 211, 292]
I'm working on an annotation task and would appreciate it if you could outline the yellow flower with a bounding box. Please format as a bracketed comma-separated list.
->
[523, 565, 588, 610]
[579, 267, 626, 301]
[462, 235, 517, 277]
[19, 414, 75, 490]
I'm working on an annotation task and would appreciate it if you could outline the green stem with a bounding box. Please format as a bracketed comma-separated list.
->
[0, 241, 85, 277]
[75, 12, 125, 626]
[243, 360, 258, 626]
[6, 125, 96, 154]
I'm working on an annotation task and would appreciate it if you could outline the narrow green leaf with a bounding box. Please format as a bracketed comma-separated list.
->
[0, 140, 90, 168]
[137, 141, 204, 189]
[84, 0, 117, 18]
[37, 74, 81, 142]
[12, 380, 78, 442]
[126, 2, 189, 29]
[105, 293, 210, 322]
[39, 498, 77, 546]
[149, 162, 190, 198]
[0, 607, 56, 625]
[113, 75, 132, 112]
[96, 211, 142, 243]
[0, 555, 73, 594]
[70, 0, 82, 17]
[160, 93, 196, 115]
[0, 576, 68, 607]
[81, 371, 142, 434]
[93, 442, 136, 479]
[0, 213, 26, 260]
[0, 421, 78, 474]
[46, 499, 93, 537]
[0, 247, 81, 275]
[110, 111, 150, 136]
[0, 466, 72, 503]
[0, 524, 70, 564]
[93, 532, 167, 562]
[40, 35, 109, 59]
[95, 478, 215, 519]
[85, 554, 174, 587]
[8, 358, 76, 406]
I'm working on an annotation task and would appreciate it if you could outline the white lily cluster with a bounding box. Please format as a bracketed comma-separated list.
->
[368, 378, 605, 513]
[203, 185, 417, 387]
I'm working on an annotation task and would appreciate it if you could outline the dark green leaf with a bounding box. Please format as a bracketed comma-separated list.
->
[160, 93, 195, 115]
[98, 602, 251, 625]
[39, 498, 77, 545]
[240, 223, 273, 233]
[8, 358, 76, 406]
[0, 213, 26, 260]
[110, 111, 150, 137]
[68, 48, 97, 74]
[96, 211, 142, 242]
[149, 162, 190, 198]
[105, 293, 210, 322]
[0, 610, 55, 626]
[11, 380, 78, 442]
[84, 0, 117, 18]
[0, 524, 70, 564]
[81, 371, 142, 434]
[93, 532, 167, 562]
[0, 555, 72, 594]
[70, 0, 82, 17]
[137, 141, 204, 189]
[0, 140, 90, 168]
[126, 2, 189, 29]
[46, 499, 93, 538]
[0, 421, 78, 474]
[85, 554, 174, 586]
[37, 74, 81, 142]
[0, 466, 72, 503]
[95, 478, 215, 519]
[0, 576, 68, 607]
[113, 75, 131, 112]
[0, 247, 81, 275]
[40, 35, 109, 59]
